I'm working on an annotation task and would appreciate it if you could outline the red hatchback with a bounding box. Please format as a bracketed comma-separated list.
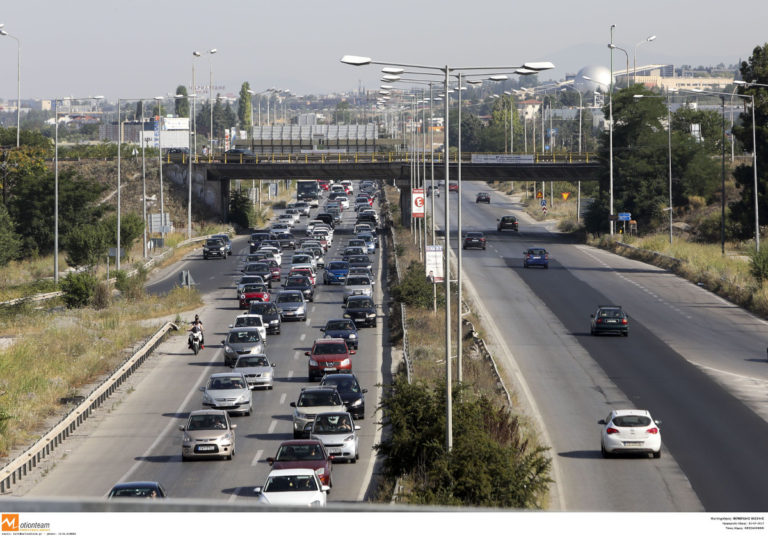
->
[266, 439, 334, 487]
[305, 338, 355, 381]
[290, 267, 316, 286]
[239, 283, 270, 309]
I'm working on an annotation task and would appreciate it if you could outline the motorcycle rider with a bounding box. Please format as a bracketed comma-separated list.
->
[189, 314, 204, 349]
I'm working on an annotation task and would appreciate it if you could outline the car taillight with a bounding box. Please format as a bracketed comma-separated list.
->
[545, 254, 549, 259]
[621, 318, 628, 325]
[646, 427, 659, 434]
[606, 427, 619, 434]
[596, 318, 602, 324]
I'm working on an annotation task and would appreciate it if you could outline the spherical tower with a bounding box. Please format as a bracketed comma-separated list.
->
[574, 65, 613, 93]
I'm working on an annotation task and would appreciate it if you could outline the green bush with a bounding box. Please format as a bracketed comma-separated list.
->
[92, 281, 111, 309]
[391, 261, 440, 308]
[376, 377, 551, 508]
[751, 247, 768, 284]
[114, 267, 147, 300]
[61, 271, 98, 308]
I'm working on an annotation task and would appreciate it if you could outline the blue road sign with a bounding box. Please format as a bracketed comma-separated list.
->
[618, 212, 631, 221]
[540, 199, 547, 206]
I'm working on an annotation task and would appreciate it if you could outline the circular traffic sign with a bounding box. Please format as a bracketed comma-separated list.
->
[414, 197, 425, 208]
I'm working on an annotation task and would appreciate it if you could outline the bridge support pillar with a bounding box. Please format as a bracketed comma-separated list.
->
[399, 184, 411, 226]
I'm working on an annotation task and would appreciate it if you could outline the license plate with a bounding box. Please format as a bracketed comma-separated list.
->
[623, 441, 643, 447]
[324, 367, 337, 372]
[607, 319, 617, 324]
[329, 449, 342, 455]
[196, 445, 216, 452]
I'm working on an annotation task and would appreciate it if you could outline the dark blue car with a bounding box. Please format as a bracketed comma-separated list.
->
[323, 260, 349, 285]
[320, 318, 359, 350]
[523, 247, 549, 269]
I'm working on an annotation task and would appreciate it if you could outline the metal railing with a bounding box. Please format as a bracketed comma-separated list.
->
[0, 321, 178, 493]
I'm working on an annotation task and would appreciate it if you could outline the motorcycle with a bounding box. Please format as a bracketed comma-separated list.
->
[189, 329, 203, 355]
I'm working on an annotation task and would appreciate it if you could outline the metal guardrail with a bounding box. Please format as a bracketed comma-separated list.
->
[0, 321, 178, 494]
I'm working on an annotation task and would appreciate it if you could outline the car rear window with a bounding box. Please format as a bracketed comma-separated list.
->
[612, 415, 651, 427]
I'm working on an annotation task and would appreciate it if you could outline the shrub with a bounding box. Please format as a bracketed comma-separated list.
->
[751, 247, 768, 284]
[114, 267, 146, 300]
[92, 281, 111, 309]
[60, 271, 98, 308]
[391, 261, 440, 308]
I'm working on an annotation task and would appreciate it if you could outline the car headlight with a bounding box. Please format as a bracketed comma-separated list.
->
[340, 358, 350, 367]
[367, 313, 376, 318]
[314, 467, 325, 476]
[270, 319, 279, 325]
[202, 393, 212, 404]
[308, 358, 318, 366]
[224, 345, 233, 353]
[350, 398, 363, 407]
[183, 434, 193, 443]
[297, 306, 306, 314]
[219, 247, 225, 251]
[310, 500, 323, 507]
[240, 294, 246, 300]
[348, 333, 357, 339]
[343, 434, 355, 442]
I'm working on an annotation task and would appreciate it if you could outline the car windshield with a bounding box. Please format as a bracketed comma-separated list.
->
[328, 262, 348, 270]
[264, 475, 318, 493]
[110, 486, 160, 498]
[313, 343, 347, 355]
[205, 240, 222, 247]
[236, 355, 269, 368]
[278, 293, 302, 303]
[349, 256, 369, 263]
[235, 316, 263, 327]
[276, 444, 324, 461]
[298, 391, 342, 407]
[313, 414, 353, 434]
[228, 331, 261, 343]
[466, 232, 483, 238]
[293, 255, 311, 263]
[287, 277, 308, 286]
[209, 377, 247, 390]
[348, 298, 374, 308]
[187, 414, 228, 431]
[242, 285, 265, 293]
[326, 320, 354, 331]
[503, 217, 516, 222]
[346, 277, 369, 286]
[612, 415, 652, 427]
[239, 276, 261, 285]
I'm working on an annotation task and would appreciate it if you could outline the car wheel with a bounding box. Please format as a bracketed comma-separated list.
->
[653, 450, 661, 459]
[601, 444, 611, 458]
[622, 331, 629, 337]
[483, 246, 486, 250]
[590, 329, 596, 336]
[544, 264, 548, 269]
[181, 455, 189, 462]
[293, 430, 301, 439]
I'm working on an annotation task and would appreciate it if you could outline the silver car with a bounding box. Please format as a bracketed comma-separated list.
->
[233, 353, 276, 390]
[236, 275, 266, 298]
[276, 290, 307, 321]
[180, 409, 237, 461]
[200, 372, 253, 416]
[290, 387, 345, 439]
[343, 275, 373, 302]
[222, 327, 266, 367]
[309, 412, 360, 463]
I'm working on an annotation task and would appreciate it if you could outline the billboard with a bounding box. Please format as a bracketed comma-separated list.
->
[412, 188, 425, 218]
[426, 245, 444, 283]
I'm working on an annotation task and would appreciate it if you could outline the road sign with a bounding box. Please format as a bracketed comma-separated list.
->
[536, 191, 543, 199]
[561, 192, 570, 201]
[426, 245, 444, 283]
[108, 248, 125, 258]
[411, 188, 425, 218]
[618, 212, 631, 221]
[540, 199, 547, 207]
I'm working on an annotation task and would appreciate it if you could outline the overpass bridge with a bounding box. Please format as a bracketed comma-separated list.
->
[162, 152, 601, 222]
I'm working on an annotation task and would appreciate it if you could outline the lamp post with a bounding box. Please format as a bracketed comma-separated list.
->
[207, 49, 217, 153]
[609, 24, 616, 236]
[154, 96, 167, 240]
[633, 35, 656, 85]
[608, 43, 629, 88]
[342, 55, 553, 451]
[0, 25, 21, 148]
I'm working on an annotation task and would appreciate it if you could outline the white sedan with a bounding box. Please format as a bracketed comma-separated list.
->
[599, 409, 661, 458]
[254, 468, 329, 507]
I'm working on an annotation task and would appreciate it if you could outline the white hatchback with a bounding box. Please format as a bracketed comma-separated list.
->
[254, 468, 329, 507]
[599, 409, 661, 458]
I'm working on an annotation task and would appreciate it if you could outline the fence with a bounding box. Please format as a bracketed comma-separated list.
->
[0, 322, 178, 494]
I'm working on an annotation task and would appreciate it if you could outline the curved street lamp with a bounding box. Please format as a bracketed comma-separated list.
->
[0, 25, 21, 147]
[634, 35, 656, 85]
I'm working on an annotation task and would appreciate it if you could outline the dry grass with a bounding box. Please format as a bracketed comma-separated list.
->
[0, 286, 201, 458]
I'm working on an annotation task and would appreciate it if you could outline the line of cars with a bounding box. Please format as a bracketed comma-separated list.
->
[172, 179, 380, 507]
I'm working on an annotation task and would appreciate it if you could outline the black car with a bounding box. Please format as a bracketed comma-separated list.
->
[347, 254, 373, 273]
[590, 305, 629, 337]
[282, 275, 314, 302]
[249, 232, 275, 253]
[320, 373, 367, 420]
[355, 212, 377, 227]
[497, 215, 519, 232]
[275, 233, 296, 249]
[462, 231, 486, 250]
[211, 234, 232, 256]
[243, 262, 273, 287]
[476, 192, 491, 204]
[344, 295, 376, 328]
[315, 213, 336, 227]
[320, 318, 359, 350]
[107, 481, 167, 499]
[203, 238, 226, 259]
[249, 301, 282, 335]
[342, 246, 367, 261]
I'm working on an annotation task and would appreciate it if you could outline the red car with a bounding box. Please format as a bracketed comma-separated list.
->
[448, 182, 458, 192]
[266, 259, 281, 282]
[266, 439, 334, 487]
[318, 180, 330, 191]
[290, 267, 316, 286]
[305, 338, 355, 381]
[239, 283, 270, 309]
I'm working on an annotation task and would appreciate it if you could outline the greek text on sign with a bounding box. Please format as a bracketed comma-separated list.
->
[412, 188, 425, 218]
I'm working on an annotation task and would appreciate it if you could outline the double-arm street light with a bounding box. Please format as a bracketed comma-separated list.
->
[608, 43, 629, 88]
[634, 35, 656, 85]
[54, 96, 104, 284]
[0, 24, 21, 148]
[341, 55, 553, 451]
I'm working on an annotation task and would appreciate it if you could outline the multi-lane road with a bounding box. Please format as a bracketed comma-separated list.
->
[21, 196, 389, 504]
[435, 182, 768, 511]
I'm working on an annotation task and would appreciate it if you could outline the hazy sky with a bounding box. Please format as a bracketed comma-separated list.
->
[1, 0, 766, 102]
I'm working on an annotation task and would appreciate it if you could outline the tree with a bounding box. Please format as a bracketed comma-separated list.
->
[103, 212, 145, 254]
[175, 85, 190, 118]
[334, 101, 351, 124]
[0, 146, 47, 207]
[0, 204, 21, 266]
[238, 82, 252, 130]
[730, 43, 768, 239]
[64, 222, 109, 269]
[228, 190, 252, 229]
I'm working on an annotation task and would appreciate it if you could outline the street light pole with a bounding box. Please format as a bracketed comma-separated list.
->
[609, 24, 616, 236]
[155, 96, 165, 240]
[0, 27, 21, 148]
[208, 49, 217, 153]
[633, 35, 656, 85]
[54, 99, 59, 284]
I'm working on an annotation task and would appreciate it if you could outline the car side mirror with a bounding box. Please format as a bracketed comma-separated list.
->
[362, 388, 368, 394]
[271, 363, 276, 367]
[497, 218, 500, 221]
[590, 314, 595, 318]
[253, 487, 262, 494]
[597, 419, 606, 425]
[228, 324, 233, 329]
[290, 402, 297, 407]
[178, 425, 186, 431]
[350, 350, 356, 355]
[266, 457, 275, 465]
[354, 425, 361, 431]
[231, 424, 237, 430]
[199, 386, 206, 392]
[655, 420, 662, 426]
[320, 328, 325, 332]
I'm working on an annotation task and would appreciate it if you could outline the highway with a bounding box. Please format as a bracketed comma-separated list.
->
[22, 195, 389, 504]
[434, 182, 768, 511]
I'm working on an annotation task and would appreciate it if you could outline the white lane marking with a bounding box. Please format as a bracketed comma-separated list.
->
[268, 420, 278, 434]
[228, 487, 242, 503]
[311, 305, 316, 313]
[279, 393, 286, 405]
[293, 350, 301, 360]
[300, 333, 306, 341]
[250, 448, 264, 467]
[288, 369, 294, 378]
[305, 318, 311, 326]
[116, 349, 215, 484]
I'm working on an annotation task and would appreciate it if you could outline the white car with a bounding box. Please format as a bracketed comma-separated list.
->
[291, 253, 317, 271]
[309, 412, 360, 463]
[230, 314, 267, 341]
[599, 409, 661, 458]
[307, 220, 324, 235]
[270, 222, 291, 234]
[254, 468, 329, 507]
[342, 275, 373, 302]
[257, 245, 282, 265]
[336, 196, 350, 209]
